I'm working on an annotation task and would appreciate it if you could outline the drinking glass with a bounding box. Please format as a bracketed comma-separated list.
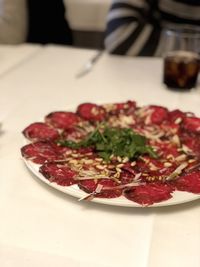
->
[161, 25, 200, 90]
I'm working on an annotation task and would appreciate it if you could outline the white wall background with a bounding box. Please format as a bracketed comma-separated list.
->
[64, 0, 112, 31]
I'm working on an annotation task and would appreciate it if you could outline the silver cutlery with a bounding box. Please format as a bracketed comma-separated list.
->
[76, 50, 103, 78]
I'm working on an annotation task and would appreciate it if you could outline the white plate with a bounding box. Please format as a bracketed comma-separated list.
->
[23, 158, 200, 208]
[22, 102, 200, 208]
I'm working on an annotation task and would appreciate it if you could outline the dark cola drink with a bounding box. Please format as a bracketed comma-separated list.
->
[163, 51, 200, 90]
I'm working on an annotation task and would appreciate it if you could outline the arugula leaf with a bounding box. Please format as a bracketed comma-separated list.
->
[58, 126, 158, 161]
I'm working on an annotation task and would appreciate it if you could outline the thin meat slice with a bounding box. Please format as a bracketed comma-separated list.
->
[155, 142, 180, 158]
[40, 162, 77, 186]
[120, 170, 136, 185]
[78, 179, 122, 198]
[180, 133, 200, 156]
[21, 141, 62, 164]
[23, 122, 59, 141]
[124, 183, 174, 205]
[168, 109, 186, 123]
[183, 117, 200, 133]
[104, 100, 136, 115]
[149, 106, 169, 124]
[76, 103, 106, 122]
[174, 171, 200, 194]
[45, 111, 80, 129]
[115, 100, 136, 114]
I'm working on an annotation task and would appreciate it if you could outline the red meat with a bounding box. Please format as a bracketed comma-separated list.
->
[78, 179, 122, 198]
[110, 100, 136, 115]
[168, 109, 186, 123]
[183, 117, 200, 133]
[45, 111, 80, 129]
[77, 103, 106, 122]
[149, 106, 169, 124]
[21, 141, 62, 164]
[40, 162, 77, 186]
[174, 171, 200, 194]
[23, 122, 59, 141]
[124, 183, 174, 205]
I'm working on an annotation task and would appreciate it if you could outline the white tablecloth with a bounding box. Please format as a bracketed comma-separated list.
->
[0, 45, 200, 267]
[0, 44, 41, 78]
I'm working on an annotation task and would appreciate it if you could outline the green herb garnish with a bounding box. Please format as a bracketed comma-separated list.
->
[58, 126, 157, 161]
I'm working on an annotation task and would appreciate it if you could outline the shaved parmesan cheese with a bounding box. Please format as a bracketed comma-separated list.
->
[166, 162, 188, 181]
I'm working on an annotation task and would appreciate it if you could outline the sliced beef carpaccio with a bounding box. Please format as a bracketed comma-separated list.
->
[168, 109, 186, 125]
[174, 171, 200, 194]
[124, 183, 174, 205]
[78, 179, 122, 198]
[45, 111, 81, 130]
[40, 162, 77, 186]
[183, 117, 200, 134]
[21, 141, 72, 164]
[23, 122, 59, 141]
[21, 100, 200, 205]
[148, 105, 169, 125]
[103, 100, 136, 115]
[180, 132, 200, 156]
[76, 103, 107, 122]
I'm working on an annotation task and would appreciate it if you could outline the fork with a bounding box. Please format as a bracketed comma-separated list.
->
[76, 50, 104, 78]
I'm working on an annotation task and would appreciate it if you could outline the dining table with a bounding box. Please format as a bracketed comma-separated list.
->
[0, 44, 200, 267]
[0, 44, 42, 78]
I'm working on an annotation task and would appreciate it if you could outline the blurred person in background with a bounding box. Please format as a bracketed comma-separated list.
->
[0, 0, 72, 45]
[0, 0, 27, 44]
[27, 0, 72, 45]
[104, 0, 200, 56]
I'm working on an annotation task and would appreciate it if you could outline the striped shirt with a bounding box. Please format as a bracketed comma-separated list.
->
[105, 0, 200, 56]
